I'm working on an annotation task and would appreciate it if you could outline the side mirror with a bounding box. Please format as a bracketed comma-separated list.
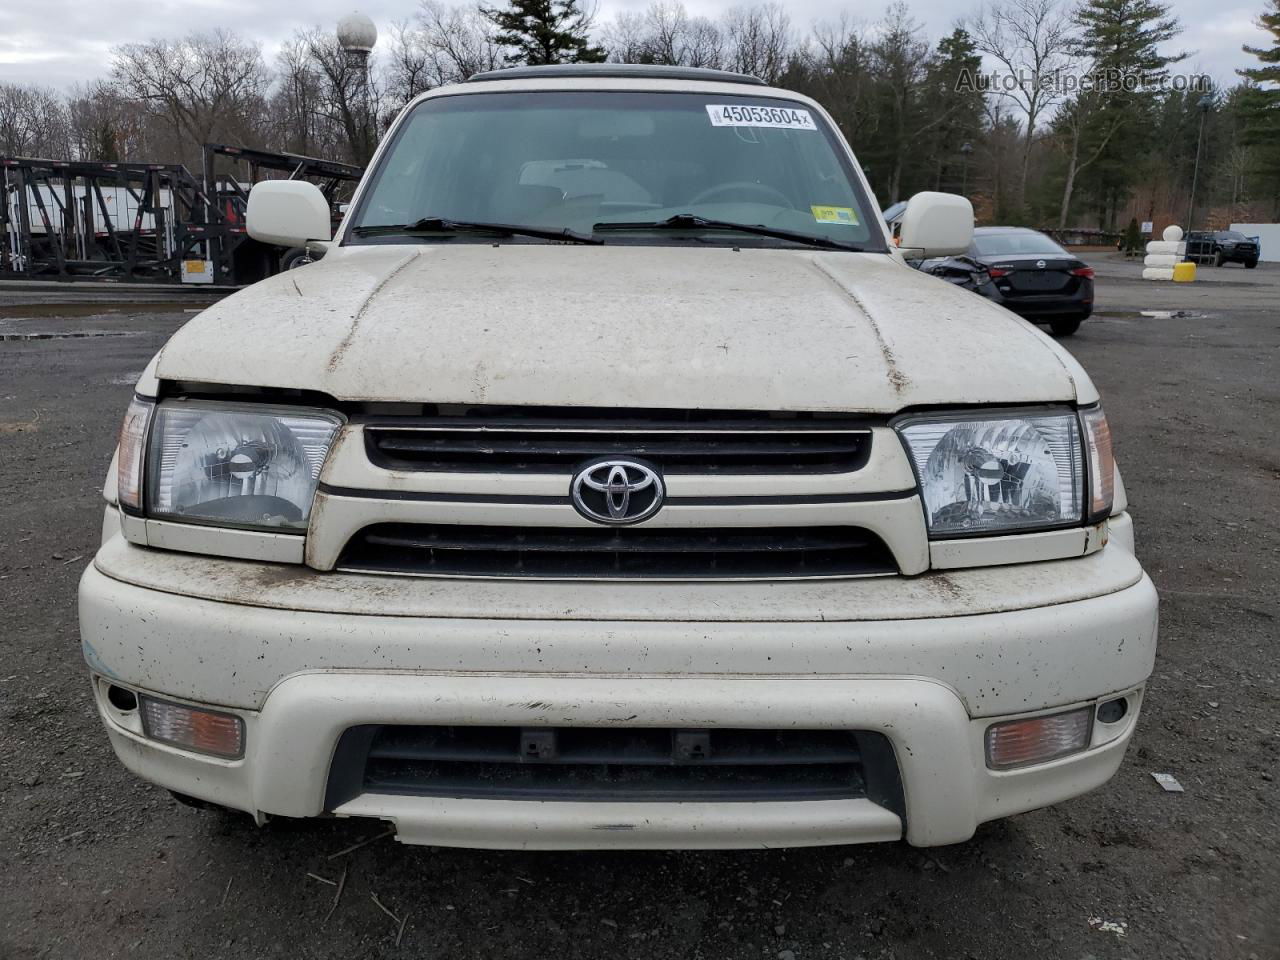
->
[896, 191, 974, 259]
[246, 181, 332, 248]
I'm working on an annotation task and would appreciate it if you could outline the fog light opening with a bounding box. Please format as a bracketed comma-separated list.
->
[105, 684, 138, 712]
[139, 696, 244, 759]
[1096, 697, 1128, 725]
[985, 707, 1093, 769]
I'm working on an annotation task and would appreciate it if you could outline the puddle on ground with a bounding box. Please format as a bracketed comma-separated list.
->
[1, 330, 142, 341]
[1093, 310, 1208, 321]
[1139, 309, 1206, 319]
[0, 302, 210, 320]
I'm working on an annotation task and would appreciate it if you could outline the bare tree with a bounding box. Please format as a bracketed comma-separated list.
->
[273, 37, 346, 158]
[290, 28, 386, 164]
[110, 30, 271, 162]
[724, 4, 792, 84]
[1054, 91, 1125, 226]
[414, 0, 504, 83]
[969, 0, 1074, 209]
[385, 21, 435, 104]
[603, 11, 653, 63]
[603, 2, 722, 66]
[0, 83, 71, 157]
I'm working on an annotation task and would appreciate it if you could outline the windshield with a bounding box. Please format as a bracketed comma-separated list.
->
[971, 233, 1069, 257]
[347, 90, 883, 250]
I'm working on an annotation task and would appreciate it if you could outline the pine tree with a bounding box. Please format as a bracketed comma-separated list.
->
[1237, 0, 1280, 207]
[1240, 0, 1280, 86]
[1074, 0, 1184, 84]
[482, 0, 605, 66]
[925, 30, 984, 194]
[1055, 0, 1185, 227]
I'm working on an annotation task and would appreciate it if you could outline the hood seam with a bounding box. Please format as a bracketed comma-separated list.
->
[326, 250, 422, 373]
[806, 256, 910, 395]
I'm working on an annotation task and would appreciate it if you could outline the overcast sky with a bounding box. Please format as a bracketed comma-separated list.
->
[0, 0, 1268, 92]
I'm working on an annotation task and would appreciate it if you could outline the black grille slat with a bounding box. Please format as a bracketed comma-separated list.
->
[366, 726, 863, 767]
[339, 524, 898, 579]
[365, 417, 872, 474]
[363, 527, 877, 555]
[376, 434, 864, 460]
[330, 726, 883, 803]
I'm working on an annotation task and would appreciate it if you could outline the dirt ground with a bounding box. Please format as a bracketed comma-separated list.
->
[1, 256, 1277, 959]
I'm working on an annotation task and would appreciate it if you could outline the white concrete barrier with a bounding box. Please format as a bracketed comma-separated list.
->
[1144, 226, 1185, 281]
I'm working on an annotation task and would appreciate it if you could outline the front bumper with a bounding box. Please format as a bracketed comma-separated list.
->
[80, 536, 1158, 850]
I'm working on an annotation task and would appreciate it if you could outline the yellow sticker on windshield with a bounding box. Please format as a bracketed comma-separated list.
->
[812, 205, 859, 226]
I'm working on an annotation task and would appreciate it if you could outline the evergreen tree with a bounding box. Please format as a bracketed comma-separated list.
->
[1055, 0, 1185, 227]
[1122, 216, 1143, 253]
[93, 119, 120, 162]
[924, 30, 985, 194]
[1240, 0, 1280, 86]
[1237, 0, 1280, 208]
[482, 0, 605, 66]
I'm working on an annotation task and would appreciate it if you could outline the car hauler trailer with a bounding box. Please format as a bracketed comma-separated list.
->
[0, 144, 362, 287]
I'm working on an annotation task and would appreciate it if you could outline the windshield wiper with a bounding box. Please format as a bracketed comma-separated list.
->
[352, 217, 600, 244]
[593, 214, 864, 251]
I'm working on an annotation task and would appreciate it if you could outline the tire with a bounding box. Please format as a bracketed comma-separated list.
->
[1214, 251, 1224, 267]
[1049, 317, 1083, 337]
[280, 247, 313, 271]
[1246, 259, 1258, 269]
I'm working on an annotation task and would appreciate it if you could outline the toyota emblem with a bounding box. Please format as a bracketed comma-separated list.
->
[1036, 259, 1046, 269]
[571, 459, 664, 525]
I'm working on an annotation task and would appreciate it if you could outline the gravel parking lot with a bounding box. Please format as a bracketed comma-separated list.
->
[2, 256, 1277, 960]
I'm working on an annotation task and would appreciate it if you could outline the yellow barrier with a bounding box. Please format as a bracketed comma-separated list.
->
[1172, 261, 1196, 283]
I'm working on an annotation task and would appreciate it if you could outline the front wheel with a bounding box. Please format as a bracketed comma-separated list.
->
[1246, 258, 1258, 269]
[280, 247, 313, 271]
[1214, 251, 1224, 267]
[1049, 318, 1083, 337]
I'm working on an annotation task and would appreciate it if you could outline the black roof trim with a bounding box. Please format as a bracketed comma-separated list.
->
[466, 64, 766, 86]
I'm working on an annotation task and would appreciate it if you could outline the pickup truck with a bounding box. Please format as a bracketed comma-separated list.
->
[80, 64, 1158, 851]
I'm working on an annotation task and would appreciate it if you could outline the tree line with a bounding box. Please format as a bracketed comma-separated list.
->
[3, 0, 1280, 231]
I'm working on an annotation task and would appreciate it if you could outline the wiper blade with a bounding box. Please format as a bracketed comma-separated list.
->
[593, 213, 863, 251]
[353, 217, 600, 244]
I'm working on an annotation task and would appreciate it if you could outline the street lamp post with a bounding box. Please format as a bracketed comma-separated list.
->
[1185, 95, 1214, 234]
[337, 12, 378, 163]
[960, 141, 973, 197]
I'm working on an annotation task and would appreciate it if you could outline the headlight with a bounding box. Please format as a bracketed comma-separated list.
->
[897, 410, 1085, 537]
[146, 401, 343, 531]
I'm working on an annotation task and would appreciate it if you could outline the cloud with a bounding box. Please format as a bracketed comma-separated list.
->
[0, 0, 1272, 90]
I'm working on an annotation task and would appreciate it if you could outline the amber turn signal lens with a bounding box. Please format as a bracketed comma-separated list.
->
[140, 696, 244, 759]
[985, 707, 1093, 769]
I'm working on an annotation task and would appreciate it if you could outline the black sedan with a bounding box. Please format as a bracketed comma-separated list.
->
[916, 227, 1094, 337]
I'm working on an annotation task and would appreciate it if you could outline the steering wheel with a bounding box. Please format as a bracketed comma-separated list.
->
[687, 181, 792, 208]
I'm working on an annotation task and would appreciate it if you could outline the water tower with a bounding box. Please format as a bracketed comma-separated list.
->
[337, 12, 378, 162]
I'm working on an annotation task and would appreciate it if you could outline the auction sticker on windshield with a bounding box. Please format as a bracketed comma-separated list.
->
[812, 205, 859, 226]
[706, 104, 817, 130]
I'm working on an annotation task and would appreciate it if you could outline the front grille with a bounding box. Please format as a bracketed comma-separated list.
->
[337, 523, 898, 579]
[364, 415, 871, 474]
[325, 726, 898, 804]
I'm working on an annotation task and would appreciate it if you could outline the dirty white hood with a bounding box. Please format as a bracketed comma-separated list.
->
[156, 244, 1094, 412]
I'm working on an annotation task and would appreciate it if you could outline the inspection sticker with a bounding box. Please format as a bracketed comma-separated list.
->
[811, 205, 859, 226]
[706, 104, 817, 130]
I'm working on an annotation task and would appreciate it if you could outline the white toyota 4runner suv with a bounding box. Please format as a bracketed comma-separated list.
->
[80, 65, 1158, 850]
